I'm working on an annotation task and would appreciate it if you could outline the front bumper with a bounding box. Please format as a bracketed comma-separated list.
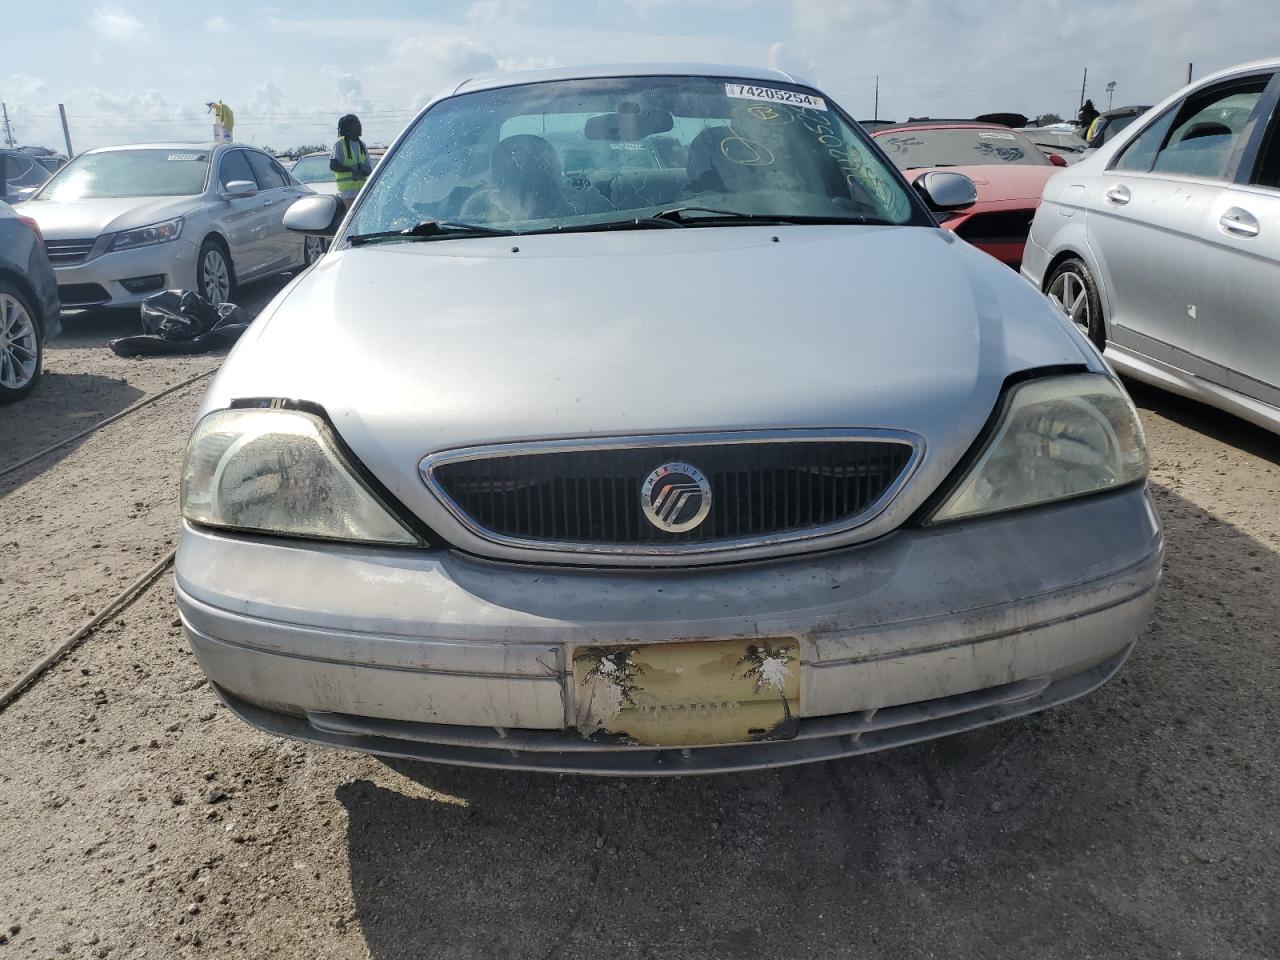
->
[175, 486, 1162, 774]
[52, 237, 198, 309]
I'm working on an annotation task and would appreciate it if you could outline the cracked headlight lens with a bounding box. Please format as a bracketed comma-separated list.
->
[181, 408, 417, 544]
[932, 374, 1148, 522]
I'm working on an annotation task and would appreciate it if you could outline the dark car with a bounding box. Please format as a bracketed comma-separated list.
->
[1, 149, 53, 203]
[0, 201, 61, 402]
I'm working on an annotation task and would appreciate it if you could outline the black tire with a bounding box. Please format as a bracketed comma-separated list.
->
[0, 278, 43, 404]
[1045, 257, 1106, 351]
[196, 237, 236, 305]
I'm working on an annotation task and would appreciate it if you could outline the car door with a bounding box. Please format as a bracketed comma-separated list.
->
[1084, 72, 1273, 370]
[1192, 79, 1280, 404]
[244, 151, 304, 273]
[215, 148, 273, 277]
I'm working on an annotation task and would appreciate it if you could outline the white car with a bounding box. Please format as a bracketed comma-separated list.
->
[1024, 58, 1280, 433]
[19, 142, 325, 310]
[289, 148, 388, 198]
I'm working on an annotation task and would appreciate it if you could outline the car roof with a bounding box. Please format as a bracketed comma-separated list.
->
[452, 62, 803, 96]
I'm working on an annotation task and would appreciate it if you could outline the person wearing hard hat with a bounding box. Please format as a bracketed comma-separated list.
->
[207, 101, 234, 143]
[330, 114, 372, 205]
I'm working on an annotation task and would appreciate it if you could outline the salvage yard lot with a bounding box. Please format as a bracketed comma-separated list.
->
[1, 289, 1278, 959]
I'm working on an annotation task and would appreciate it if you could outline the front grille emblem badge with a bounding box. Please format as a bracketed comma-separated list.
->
[641, 462, 712, 533]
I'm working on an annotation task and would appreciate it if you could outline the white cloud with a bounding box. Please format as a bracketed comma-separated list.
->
[7, 73, 47, 96]
[203, 16, 233, 34]
[90, 6, 145, 41]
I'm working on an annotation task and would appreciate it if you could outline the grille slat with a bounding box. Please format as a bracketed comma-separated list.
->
[431, 439, 915, 551]
[45, 238, 96, 266]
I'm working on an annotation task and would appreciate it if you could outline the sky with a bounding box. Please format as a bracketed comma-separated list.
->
[3, 0, 1279, 153]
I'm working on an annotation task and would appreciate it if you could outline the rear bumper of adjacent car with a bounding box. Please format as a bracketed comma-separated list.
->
[52, 238, 199, 310]
[174, 485, 1162, 775]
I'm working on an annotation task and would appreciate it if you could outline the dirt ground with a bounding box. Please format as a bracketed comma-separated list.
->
[0, 288, 1277, 960]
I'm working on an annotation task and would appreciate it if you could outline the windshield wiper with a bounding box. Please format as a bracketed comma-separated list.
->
[650, 206, 893, 227]
[347, 220, 514, 246]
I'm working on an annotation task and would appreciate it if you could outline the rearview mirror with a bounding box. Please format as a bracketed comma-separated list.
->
[221, 180, 258, 199]
[284, 194, 343, 237]
[912, 171, 977, 212]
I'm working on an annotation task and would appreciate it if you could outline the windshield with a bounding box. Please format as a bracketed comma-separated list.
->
[37, 149, 210, 200]
[875, 127, 1050, 169]
[1027, 130, 1087, 151]
[291, 155, 334, 184]
[349, 75, 924, 237]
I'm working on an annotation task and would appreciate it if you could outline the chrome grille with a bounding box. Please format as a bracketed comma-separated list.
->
[425, 434, 918, 552]
[44, 238, 96, 266]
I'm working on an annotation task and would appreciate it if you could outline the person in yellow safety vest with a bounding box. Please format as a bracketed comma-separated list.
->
[330, 114, 373, 203]
[206, 101, 234, 142]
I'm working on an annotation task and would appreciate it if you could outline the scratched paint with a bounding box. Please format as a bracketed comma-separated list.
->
[572, 639, 800, 746]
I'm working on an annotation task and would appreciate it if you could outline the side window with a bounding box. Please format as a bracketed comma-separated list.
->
[271, 158, 296, 186]
[246, 152, 288, 190]
[1251, 100, 1280, 189]
[1114, 108, 1178, 173]
[1149, 77, 1269, 180]
[218, 150, 256, 189]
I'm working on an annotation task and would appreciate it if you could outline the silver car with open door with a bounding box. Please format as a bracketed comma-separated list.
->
[1024, 59, 1280, 433]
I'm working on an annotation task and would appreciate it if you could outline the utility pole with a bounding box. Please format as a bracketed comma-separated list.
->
[0, 102, 15, 148]
[873, 75, 879, 122]
[1078, 68, 1088, 111]
[1106, 81, 1117, 110]
[58, 103, 73, 157]
[1186, 62, 1193, 84]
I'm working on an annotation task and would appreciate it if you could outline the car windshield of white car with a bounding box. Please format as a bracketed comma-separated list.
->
[877, 128, 1050, 169]
[349, 75, 927, 238]
[291, 156, 334, 183]
[37, 149, 211, 201]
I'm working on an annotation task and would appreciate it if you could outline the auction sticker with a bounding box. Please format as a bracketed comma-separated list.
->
[725, 83, 827, 112]
[977, 132, 1017, 140]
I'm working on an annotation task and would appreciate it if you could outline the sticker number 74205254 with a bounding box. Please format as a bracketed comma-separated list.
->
[724, 83, 828, 112]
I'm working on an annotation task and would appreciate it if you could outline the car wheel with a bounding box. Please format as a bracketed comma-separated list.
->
[1046, 257, 1105, 351]
[0, 280, 43, 404]
[303, 235, 327, 266]
[197, 239, 235, 305]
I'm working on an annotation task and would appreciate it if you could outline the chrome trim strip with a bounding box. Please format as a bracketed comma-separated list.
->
[418, 429, 925, 557]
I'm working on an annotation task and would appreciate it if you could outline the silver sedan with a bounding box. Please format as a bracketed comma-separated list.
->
[1024, 58, 1280, 434]
[176, 64, 1161, 775]
[19, 142, 325, 310]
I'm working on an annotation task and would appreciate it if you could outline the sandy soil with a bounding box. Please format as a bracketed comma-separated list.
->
[0, 294, 1276, 959]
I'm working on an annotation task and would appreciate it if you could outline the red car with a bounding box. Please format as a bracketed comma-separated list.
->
[871, 122, 1065, 269]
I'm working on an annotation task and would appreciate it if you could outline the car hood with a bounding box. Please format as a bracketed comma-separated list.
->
[914, 164, 1059, 203]
[202, 225, 1097, 535]
[18, 195, 201, 240]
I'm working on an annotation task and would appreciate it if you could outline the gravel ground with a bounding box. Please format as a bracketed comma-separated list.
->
[0, 292, 1277, 960]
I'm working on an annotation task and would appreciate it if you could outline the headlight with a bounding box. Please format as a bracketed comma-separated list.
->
[181, 408, 417, 544]
[931, 373, 1148, 523]
[109, 217, 183, 252]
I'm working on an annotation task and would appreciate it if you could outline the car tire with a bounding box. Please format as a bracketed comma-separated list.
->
[0, 279, 43, 405]
[197, 238, 236, 305]
[303, 235, 327, 267]
[1046, 257, 1106, 351]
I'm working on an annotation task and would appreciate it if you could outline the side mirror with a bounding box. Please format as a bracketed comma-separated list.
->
[1049, 153, 1069, 167]
[284, 194, 343, 237]
[221, 180, 258, 199]
[912, 171, 977, 212]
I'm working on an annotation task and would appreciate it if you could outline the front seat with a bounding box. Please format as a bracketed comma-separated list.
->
[489, 134, 564, 219]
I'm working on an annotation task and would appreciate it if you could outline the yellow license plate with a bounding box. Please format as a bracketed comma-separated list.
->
[571, 638, 801, 747]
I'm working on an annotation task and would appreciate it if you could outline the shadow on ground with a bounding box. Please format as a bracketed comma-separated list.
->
[0, 371, 144, 487]
[335, 485, 1279, 960]
[1125, 379, 1279, 465]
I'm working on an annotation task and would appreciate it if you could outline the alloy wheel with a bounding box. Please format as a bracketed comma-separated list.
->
[304, 236, 326, 266]
[0, 293, 39, 391]
[202, 248, 231, 304]
[1047, 270, 1091, 337]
